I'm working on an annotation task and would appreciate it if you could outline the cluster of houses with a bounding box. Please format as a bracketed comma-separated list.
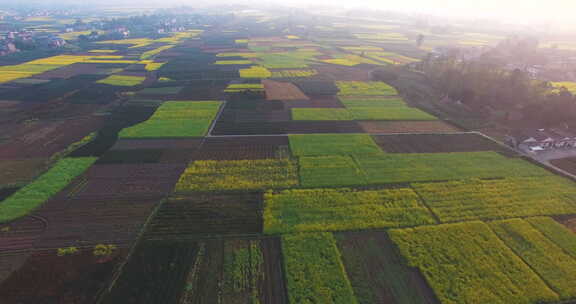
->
[506, 128, 576, 153]
[0, 30, 66, 56]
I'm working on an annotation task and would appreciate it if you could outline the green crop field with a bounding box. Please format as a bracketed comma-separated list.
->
[224, 83, 265, 93]
[119, 101, 222, 138]
[175, 158, 298, 191]
[222, 240, 264, 302]
[97, 75, 146, 86]
[355, 152, 550, 184]
[336, 81, 398, 96]
[338, 97, 407, 107]
[289, 134, 382, 156]
[526, 217, 576, 259]
[348, 107, 437, 120]
[292, 107, 436, 121]
[239, 66, 272, 78]
[412, 177, 576, 222]
[264, 187, 436, 234]
[490, 218, 576, 300]
[389, 221, 560, 304]
[291, 108, 353, 120]
[299, 151, 550, 188]
[0, 157, 96, 223]
[299, 155, 368, 188]
[137, 87, 183, 95]
[282, 233, 358, 304]
[215, 60, 253, 65]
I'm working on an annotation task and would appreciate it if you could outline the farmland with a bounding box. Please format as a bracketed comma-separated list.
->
[264, 187, 436, 234]
[389, 221, 559, 304]
[119, 101, 222, 138]
[289, 133, 382, 156]
[282, 233, 358, 304]
[412, 176, 576, 222]
[3, 7, 576, 304]
[97, 75, 146, 86]
[490, 218, 576, 300]
[175, 158, 298, 192]
[0, 157, 96, 223]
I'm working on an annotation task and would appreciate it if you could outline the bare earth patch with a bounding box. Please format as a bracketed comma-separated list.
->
[263, 80, 309, 101]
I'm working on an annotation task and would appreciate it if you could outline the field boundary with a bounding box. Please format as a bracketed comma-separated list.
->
[94, 197, 166, 304]
[206, 100, 227, 137]
[207, 131, 479, 138]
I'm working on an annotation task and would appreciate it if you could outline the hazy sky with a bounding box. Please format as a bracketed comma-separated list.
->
[6, 0, 576, 25]
[299, 0, 575, 23]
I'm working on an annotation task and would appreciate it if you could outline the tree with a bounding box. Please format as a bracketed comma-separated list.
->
[416, 34, 425, 48]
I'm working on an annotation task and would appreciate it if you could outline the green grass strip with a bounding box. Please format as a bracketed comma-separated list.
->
[0, 157, 96, 223]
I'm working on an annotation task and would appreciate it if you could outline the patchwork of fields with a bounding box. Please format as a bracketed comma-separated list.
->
[1, 10, 576, 304]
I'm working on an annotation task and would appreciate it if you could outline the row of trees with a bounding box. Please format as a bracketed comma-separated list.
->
[420, 49, 576, 127]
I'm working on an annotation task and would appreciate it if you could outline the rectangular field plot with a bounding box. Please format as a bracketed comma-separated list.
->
[100, 241, 200, 304]
[0, 249, 128, 304]
[292, 107, 437, 121]
[299, 155, 367, 188]
[349, 107, 437, 121]
[97, 75, 146, 86]
[212, 121, 364, 135]
[336, 81, 398, 96]
[373, 133, 512, 154]
[175, 159, 298, 192]
[0, 157, 96, 223]
[193, 136, 291, 160]
[360, 121, 460, 134]
[119, 101, 222, 138]
[389, 221, 559, 304]
[282, 233, 358, 304]
[355, 151, 551, 185]
[111, 139, 203, 150]
[262, 80, 309, 100]
[66, 163, 186, 200]
[413, 177, 576, 222]
[289, 134, 382, 156]
[145, 193, 262, 240]
[490, 218, 576, 300]
[339, 96, 407, 107]
[178, 238, 288, 304]
[264, 188, 436, 234]
[33, 197, 159, 248]
[137, 86, 183, 95]
[526, 217, 576, 259]
[335, 232, 438, 304]
[292, 108, 353, 120]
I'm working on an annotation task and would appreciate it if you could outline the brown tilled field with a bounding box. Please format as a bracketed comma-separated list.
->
[0, 158, 47, 185]
[359, 121, 461, 133]
[263, 80, 309, 101]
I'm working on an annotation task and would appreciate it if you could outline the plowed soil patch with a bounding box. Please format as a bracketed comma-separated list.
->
[263, 80, 309, 101]
[360, 121, 460, 134]
[372, 133, 513, 154]
[194, 136, 290, 160]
